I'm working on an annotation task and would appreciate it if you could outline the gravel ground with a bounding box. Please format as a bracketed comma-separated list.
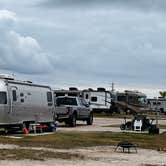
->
[57, 117, 166, 133]
[57, 117, 126, 132]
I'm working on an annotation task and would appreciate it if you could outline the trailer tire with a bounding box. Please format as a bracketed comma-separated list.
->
[69, 113, 77, 127]
[87, 113, 93, 125]
[50, 122, 56, 132]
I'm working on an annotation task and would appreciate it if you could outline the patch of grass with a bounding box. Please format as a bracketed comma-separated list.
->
[102, 124, 120, 127]
[0, 131, 166, 150]
[159, 125, 166, 129]
[0, 149, 84, 160]
[103, 124, 166, 129]
[94, 113, 132, 119]
[94, 113, 166, 120]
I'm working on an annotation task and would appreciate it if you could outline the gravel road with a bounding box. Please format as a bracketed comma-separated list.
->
[57, 117, 166, 133]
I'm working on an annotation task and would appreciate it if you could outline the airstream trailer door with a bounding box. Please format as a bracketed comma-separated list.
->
[9, 87, 18, 113]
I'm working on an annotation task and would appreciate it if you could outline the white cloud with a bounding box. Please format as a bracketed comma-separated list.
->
[0, 10, 16, 21]
[0, 9, 52, 74]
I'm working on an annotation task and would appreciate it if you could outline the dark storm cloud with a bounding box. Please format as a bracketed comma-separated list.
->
[0, 0, 166, 97]
[39, 0, 166, 12]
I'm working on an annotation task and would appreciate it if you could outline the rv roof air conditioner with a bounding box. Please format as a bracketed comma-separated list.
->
[97, 87, 106, 92]
[69, 87, 78, 91]
[26, 81, 33, 83]
[0, 74, 15, 80]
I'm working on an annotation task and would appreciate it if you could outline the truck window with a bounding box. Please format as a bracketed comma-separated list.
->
[47, 92, 53, 102]
[12, 90, 17, 102]
[80, 98, 88, 106]
[0, 92, 7, 104]
[56, 97, 77, 106]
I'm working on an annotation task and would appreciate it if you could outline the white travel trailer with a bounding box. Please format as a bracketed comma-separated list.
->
[0, 74, 55, 131]
[82, 88, 112, 113]
[148, 98, 166, 114]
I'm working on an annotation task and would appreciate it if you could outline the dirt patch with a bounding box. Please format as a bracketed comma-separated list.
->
[0, 146, 165, 166]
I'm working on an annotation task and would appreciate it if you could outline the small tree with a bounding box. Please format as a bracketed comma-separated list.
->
[159, 91, 166, 98]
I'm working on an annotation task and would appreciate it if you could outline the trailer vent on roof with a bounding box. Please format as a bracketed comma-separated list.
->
[88, 88, 94, 91]
[26, 81, 32, 83]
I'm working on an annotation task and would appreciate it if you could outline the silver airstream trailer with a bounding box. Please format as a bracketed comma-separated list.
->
[0, 74, 55, 131]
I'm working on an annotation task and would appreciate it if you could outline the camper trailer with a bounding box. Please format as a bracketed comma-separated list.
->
[0, 74, 55, 131]
[148, 98, 166, 114]
[111, 90, 148, 114]
[82, 88, 112, 113]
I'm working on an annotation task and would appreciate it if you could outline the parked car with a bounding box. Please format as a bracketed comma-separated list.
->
[55, 96, 93, 127]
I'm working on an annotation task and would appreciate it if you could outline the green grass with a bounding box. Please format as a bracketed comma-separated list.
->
[94, 113, 166, 120]
[0, 149, 84, 160]
[159, 125, 166, 129]
[102, 124, 120, 127]
[0, 131, 165, 150]
[94, 113, 132, 119]
[103, 124, 166, 129]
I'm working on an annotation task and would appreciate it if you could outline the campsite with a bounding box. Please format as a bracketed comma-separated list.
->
[0, 74, 165, 165]
[0, 116, 165, 165]
[1, 1, 166, 165]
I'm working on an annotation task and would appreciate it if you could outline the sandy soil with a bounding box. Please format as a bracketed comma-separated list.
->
[0, 145, 165, 166]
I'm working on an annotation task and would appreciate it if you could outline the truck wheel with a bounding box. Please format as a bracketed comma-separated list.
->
[69, 113, 77, 127]
[120, 124, 125, 130]
[87, 113, 93, 125]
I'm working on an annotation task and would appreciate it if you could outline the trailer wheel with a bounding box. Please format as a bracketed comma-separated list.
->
[69, 113, 77, 127]
[48, 122, 56, 132]
[87, 113, 93, 125]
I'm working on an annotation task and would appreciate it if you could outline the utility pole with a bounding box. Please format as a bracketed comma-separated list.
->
[155, 97, 159, 127]
[111, 82, 114, 92]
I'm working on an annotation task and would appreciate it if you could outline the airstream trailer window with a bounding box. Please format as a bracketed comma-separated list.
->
[47, 92, 53, 102]
[21, 98, 24, 103]
[20, 93, 24, 97]
[12, 90, 17, 102]
[91, 97, 97, 102]
[0, 92, 7, 104]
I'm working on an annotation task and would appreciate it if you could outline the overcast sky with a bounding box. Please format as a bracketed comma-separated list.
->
[0, 0, 166, 97]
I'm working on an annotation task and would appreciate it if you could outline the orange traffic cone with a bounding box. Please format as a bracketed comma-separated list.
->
[23, 128, 29, 135]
